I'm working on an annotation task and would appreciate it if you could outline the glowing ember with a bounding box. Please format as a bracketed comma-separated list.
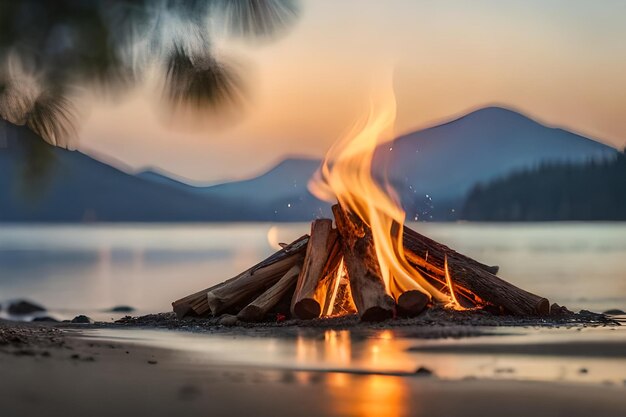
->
[309, 80, 454, 307]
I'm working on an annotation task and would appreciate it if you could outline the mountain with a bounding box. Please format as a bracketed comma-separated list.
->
[194, 106, 617, 221]
[376, 106, 618, 220]
[196, 158, 331, 220]
[137, 158, 330, 221]
[136, 169, 197, 189]
[0, 106, 619, 222]
[0, 120, 249, 222]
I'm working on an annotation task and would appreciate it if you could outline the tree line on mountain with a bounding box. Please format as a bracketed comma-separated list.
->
[461, 150, 626, 221]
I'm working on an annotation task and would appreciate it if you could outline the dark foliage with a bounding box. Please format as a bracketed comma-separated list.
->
[0, 0, 300, 145]
[164, 45, 244, 110]
[461, 152, 626, 221]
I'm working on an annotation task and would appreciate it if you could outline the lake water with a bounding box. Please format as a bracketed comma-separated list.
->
[1, 223, 625, 320]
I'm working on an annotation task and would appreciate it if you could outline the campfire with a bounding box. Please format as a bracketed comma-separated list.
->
[172, 85, 550, 323]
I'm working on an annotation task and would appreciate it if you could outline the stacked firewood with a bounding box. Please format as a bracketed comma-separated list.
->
[172, 204, 550, 322]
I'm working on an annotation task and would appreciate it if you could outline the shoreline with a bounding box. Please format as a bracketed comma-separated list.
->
[2, 319, 626, 417]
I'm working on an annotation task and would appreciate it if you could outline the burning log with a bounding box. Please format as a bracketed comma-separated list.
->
[173, 207, 551, 323]
[291, 220, 337, 319]
[320, 236, 344, 315]
[403, 227, 499, 276]
[238, 264, 301, 322]
[403, 226, 549, 316]
[332, 204, 395, 321]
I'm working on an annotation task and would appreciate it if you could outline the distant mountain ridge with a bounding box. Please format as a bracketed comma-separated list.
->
[376, 106, 617, 220]
[0, 121, 251, 222]
[0, 106, 619, 222]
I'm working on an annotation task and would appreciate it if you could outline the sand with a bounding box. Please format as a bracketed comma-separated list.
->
[2, 319, 626, 417]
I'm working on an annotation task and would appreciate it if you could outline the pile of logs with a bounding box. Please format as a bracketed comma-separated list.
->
[172, 204, 550, 322]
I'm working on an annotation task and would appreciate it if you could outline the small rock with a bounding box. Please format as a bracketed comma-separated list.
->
[31, 316, 59, 323]
[148, 360, 158, 365]
[108, 305, 135, 313]
[579, 368, 588, 374]
[7, 300, 46, 315]
[603, 309, 626, 315]
[71, 315, 94, 324]
[70, 354, 81, 360]
[218, 314, 239, 326]
[414, 366, 434, 376]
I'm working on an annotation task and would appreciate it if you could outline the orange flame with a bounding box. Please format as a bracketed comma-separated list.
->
[325, 258, 345, 316]
[309, 80, 451, 306]
[444, 255, 462, 309]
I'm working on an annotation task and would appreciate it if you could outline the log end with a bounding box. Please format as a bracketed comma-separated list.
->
[237, 305, 264, 323]
[536, 298, 551, 316]
[396, 291, 429, 317]
[173, 303, 192, 320]
[293, 299, 321, 320]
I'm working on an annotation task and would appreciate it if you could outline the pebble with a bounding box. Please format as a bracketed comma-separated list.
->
[218, 314, 239, 327]
[148, 360, 158, 365]
[71, 315, 94, 324]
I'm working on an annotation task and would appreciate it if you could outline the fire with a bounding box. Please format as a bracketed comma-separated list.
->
[310, 81, 457, 308]
[325, 258, 345, 316]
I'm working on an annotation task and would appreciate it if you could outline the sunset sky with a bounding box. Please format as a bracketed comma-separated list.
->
[78, 0, 626, 183]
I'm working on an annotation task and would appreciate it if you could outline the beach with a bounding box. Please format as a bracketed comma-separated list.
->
[2, 319, 626, 417]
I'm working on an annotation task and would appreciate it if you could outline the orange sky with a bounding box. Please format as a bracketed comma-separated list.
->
[78, 0, 626, 183]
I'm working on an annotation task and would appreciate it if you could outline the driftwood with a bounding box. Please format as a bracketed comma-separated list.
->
[403, 226, 549, 315]
[173, 235, 309, 318]
[172, 278, 233, 319]
[174, 203, 553, 322]
[396, 290, 429, 317]
[290, 220, 335, 319]
[403, 227, 499, 275]
[320, 235, 344, 316]
[238, 264, 301, 322]
[332, 204, 395, 321]
[207, 252, 304, 315]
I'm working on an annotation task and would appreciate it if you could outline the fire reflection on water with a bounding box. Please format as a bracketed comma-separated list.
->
[295, 330, 411, 417]
[326, 374, 409, 417]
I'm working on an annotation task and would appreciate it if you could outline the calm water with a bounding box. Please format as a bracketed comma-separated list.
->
[0, 223, 625, 320]
[84, 326, 626, 385]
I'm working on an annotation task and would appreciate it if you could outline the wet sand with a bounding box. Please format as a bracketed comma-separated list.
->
[2, 319, 626, 417]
